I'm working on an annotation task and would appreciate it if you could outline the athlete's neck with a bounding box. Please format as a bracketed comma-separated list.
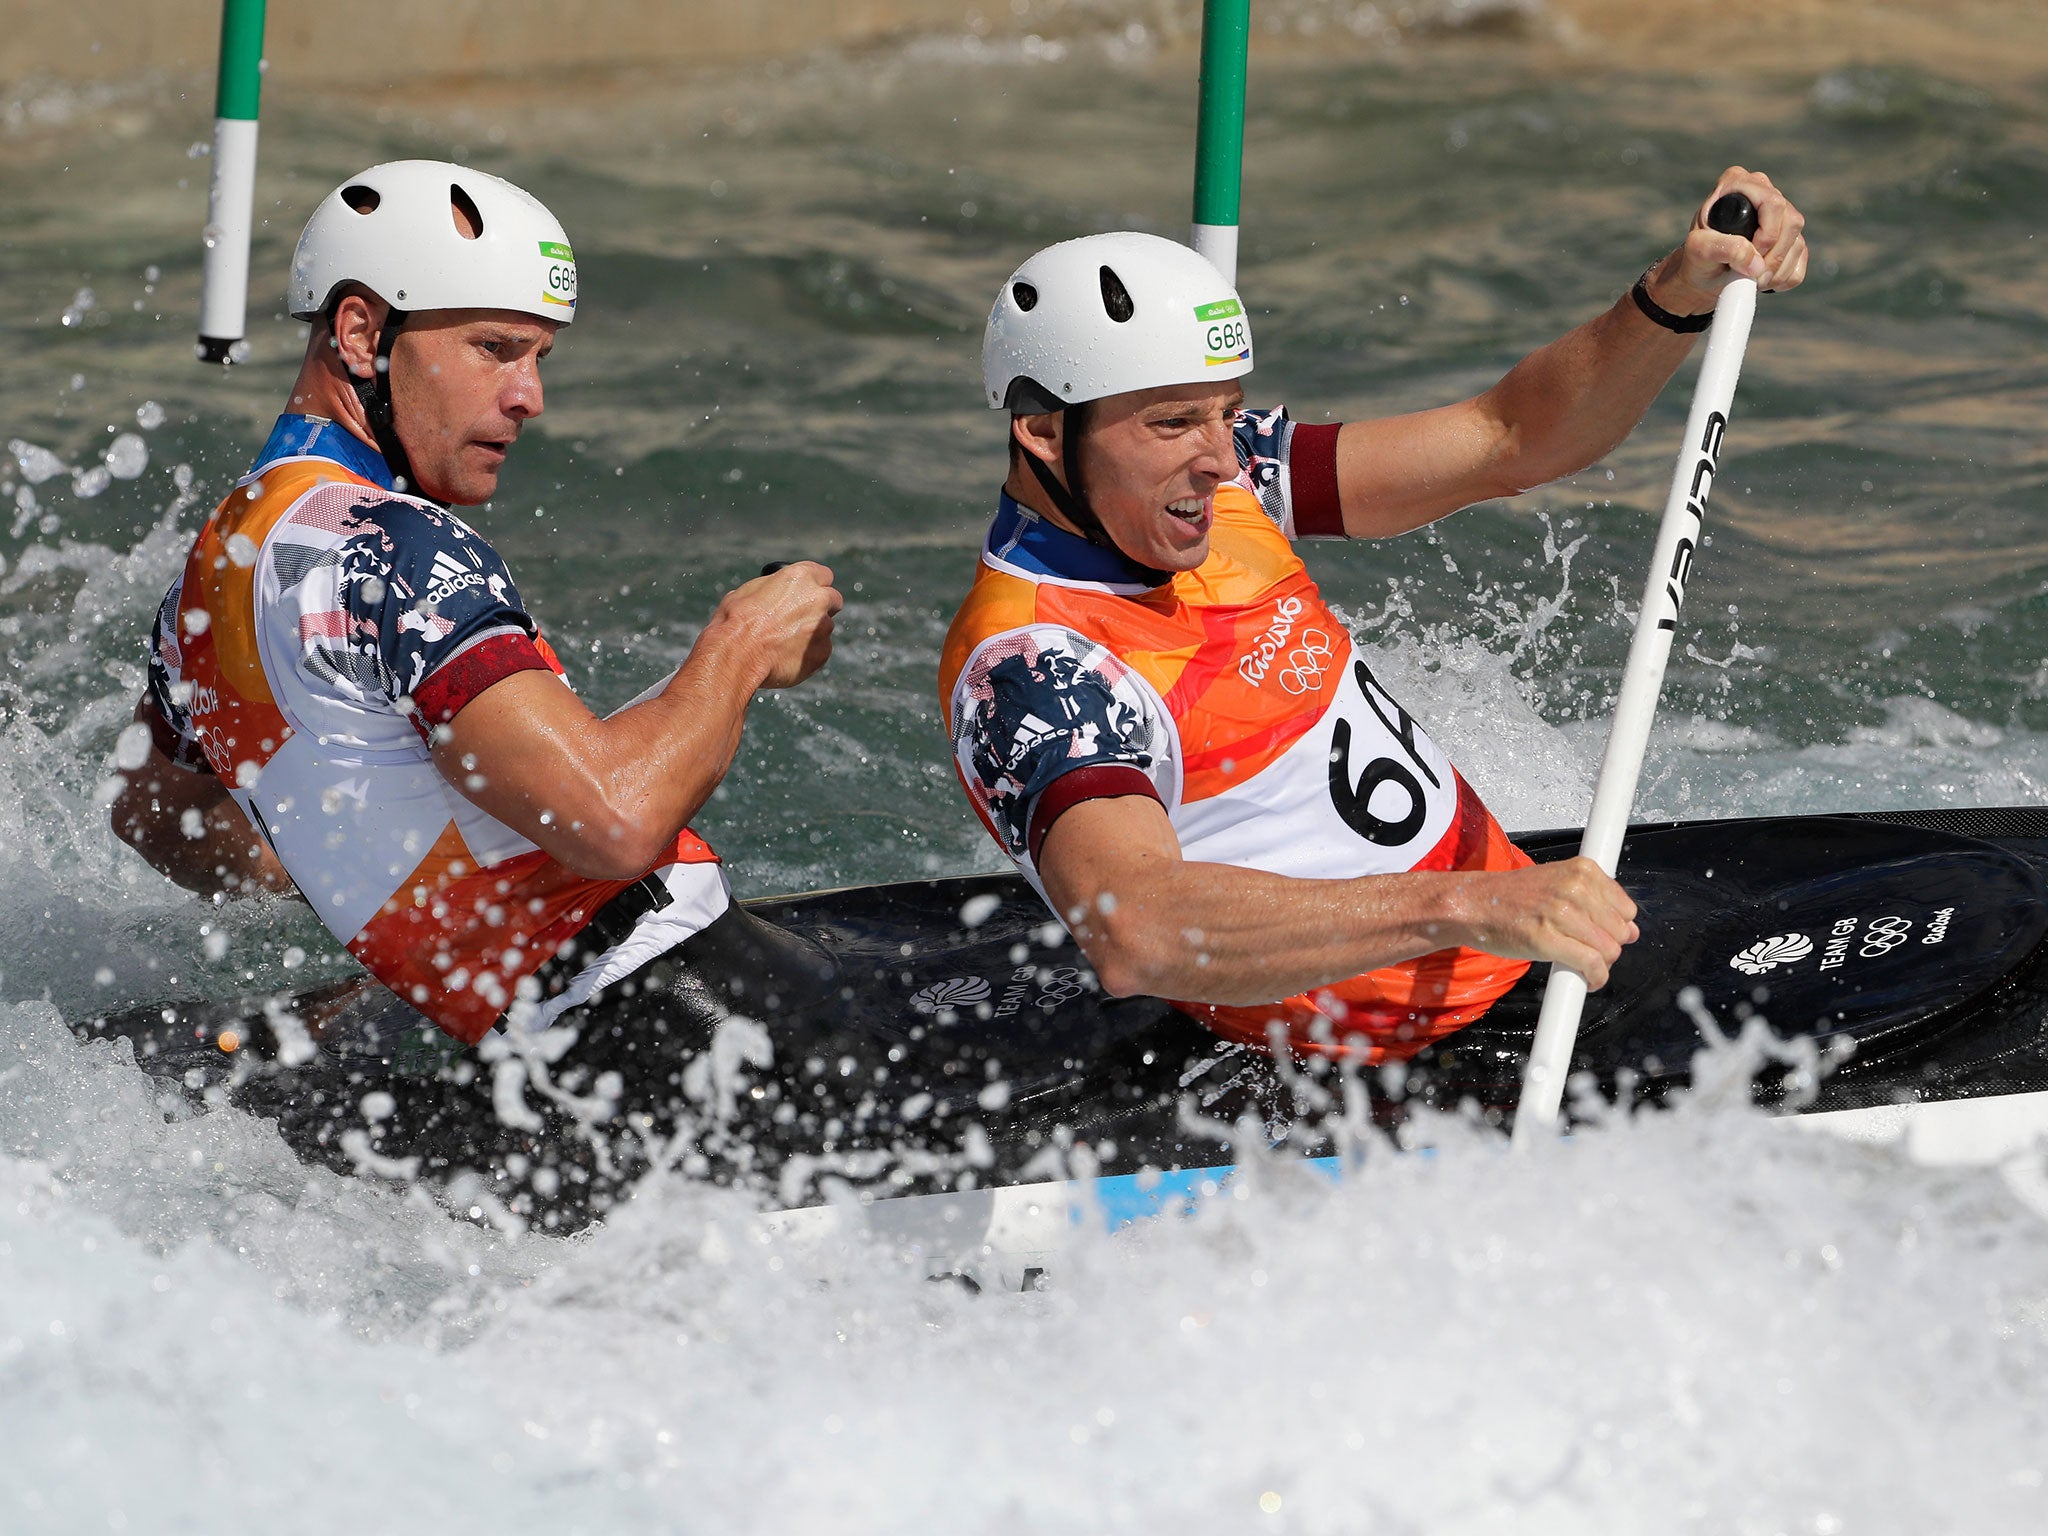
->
[1002, 462, 1090, 541]
[988, 492, 1168, 590]
[254, 415, 399, 490]
[286, 340, 384, 462]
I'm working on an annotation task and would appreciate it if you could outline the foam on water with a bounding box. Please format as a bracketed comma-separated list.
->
[9, 29, 2048, 1528]
[8, 398, 2048, 1532]
[7, 990, 2048, 1533]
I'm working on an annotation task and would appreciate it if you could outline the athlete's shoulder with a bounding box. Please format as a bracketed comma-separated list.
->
[940, 555, 1048, 702]
[285, 490, 515, 602]
[949, 623, 1170, 856]
[1230, 404, 1343, 540]
[269, 489, 538, 709]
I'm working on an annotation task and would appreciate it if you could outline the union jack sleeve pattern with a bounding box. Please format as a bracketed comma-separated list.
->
[276, 487, 550, 737]
[1234, 404, 1343, 539]
[951, 626, 1170, 859]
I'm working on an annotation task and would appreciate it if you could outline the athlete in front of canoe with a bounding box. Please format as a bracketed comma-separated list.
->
[109, 160, 842, 1051]
[943, 168, 1808, 1061]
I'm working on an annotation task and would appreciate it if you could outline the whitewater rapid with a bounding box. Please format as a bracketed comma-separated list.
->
[7, 983, 2048, 1532]
[10, 15, 2048, 1526]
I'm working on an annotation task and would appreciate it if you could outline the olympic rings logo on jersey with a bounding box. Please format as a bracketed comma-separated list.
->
[1278, 630, 1335, 695]
[1859, 914, 1913, 957]
[1238, 595, 1333, 692]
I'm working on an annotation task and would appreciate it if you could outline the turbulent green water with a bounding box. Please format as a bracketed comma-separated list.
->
[4, 39, 2047, 994]
[7, 25, 2048, 1536]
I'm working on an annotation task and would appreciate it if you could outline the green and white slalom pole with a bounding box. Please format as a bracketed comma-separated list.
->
[1191, 0, 1250, 283]
[196, 0, 266, 365]
[1510, 192, 1764, 1150]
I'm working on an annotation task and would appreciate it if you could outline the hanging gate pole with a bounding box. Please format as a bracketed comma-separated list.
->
[1191, 0, 1250, 282]
[197, 0, 267, 365]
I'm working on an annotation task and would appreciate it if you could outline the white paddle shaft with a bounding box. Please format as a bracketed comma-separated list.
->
[1510, 274, 1759, 1147]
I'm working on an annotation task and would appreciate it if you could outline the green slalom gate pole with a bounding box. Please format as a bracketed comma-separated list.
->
[197, 0, 266, 365]
[1190, 0, 1250, 282]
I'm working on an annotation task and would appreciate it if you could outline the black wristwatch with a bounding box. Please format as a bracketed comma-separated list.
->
[1630, 269, 1713, 334]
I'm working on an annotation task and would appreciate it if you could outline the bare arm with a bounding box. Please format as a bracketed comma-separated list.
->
[1335, 166, 1809, 538]
[108, 702, 298, 898]
[1038, 794, 1638, 1001]
[433, 561, 841, 879]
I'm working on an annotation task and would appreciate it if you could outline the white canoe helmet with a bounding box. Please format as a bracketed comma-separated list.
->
[982, 231, 1251, 413]
[289, 159, 578, 324]
[983, 232, 1252, 574]
[288, 160, 575, 497]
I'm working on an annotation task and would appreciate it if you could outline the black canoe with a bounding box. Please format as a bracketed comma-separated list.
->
[75, 806, 2048, 1229]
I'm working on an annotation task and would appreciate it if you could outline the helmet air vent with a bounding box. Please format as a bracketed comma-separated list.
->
[1098, 265, 1134, 323]
[1011, 281, 1038, 312]
[449, 183, 484, 239]
[341, 185, 380, 214]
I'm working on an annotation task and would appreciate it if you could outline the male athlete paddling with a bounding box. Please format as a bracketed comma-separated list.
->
[112, 161, 841, 1048]
[944, 169, 1807, 1061]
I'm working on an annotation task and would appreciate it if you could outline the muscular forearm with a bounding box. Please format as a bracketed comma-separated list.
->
[441, 617, 766, 878]
[1332, 287, 1695, 538]
[1470, 273, 1699, 497]
[437, 562, 839, 882]
[1338, 168, 1804, 540]
[1041, 797, 1636, 998]
[1054, 848, 1479, 1004]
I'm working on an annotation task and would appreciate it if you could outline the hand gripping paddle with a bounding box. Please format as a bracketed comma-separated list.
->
[1510, 192, 1764, 1148]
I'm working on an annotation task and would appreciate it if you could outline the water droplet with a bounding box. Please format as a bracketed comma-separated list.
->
[104, 432, 148, 480]
[112, 722, 152, 771]
[135, 400, 166, 430]
[8, 439, 67, 484]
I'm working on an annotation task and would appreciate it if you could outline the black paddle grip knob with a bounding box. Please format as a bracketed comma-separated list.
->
[760, 561, 789, 576]
[1707, 191, 1760, 242]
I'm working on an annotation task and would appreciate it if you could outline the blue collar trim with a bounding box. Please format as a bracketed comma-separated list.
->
[251, 415, 396, 490]
[986, 493, 1164, 588]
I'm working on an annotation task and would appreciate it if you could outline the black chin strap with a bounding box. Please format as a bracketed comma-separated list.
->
[342, 306, 434, 502]
[1021, 405, 1172, 588]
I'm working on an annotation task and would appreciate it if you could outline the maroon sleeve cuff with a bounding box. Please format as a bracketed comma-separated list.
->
[1025, 764, 1162, 864]
[410, 631, 551, 735]
[1288, 421, 1345, 538]
[142, 695, 214, 774]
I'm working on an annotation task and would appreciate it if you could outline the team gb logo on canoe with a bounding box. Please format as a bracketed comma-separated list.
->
[910, 976, 993, 1014]
[1729, 933, 1814, 975]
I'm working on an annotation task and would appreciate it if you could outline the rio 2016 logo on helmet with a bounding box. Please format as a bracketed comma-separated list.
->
[289, 160, 578, 325]
[1195, 297, 1249, 366]
[983, 231, 1254, 412]
[539, 240, 577, 311]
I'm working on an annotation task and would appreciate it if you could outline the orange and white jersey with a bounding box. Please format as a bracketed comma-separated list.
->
[940, 407, 1530, 1061]
[144, 415, 725, 1044]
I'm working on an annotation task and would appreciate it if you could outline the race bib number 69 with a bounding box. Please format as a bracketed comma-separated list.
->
[1327, 659, 1444, 848]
